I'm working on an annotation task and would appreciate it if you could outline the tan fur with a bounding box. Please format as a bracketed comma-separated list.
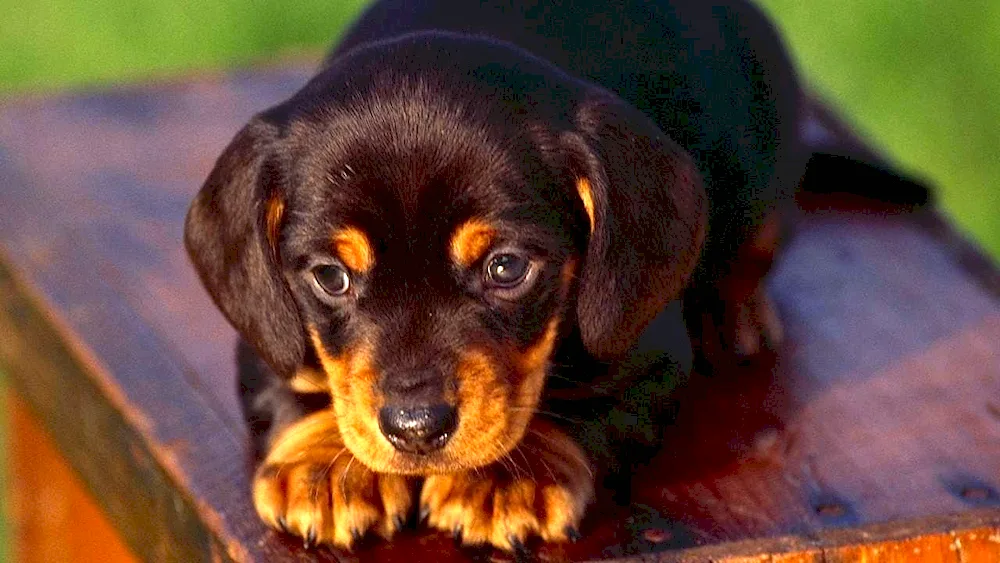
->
[252, 410, 414, 548]
[575, 178, 595, 234]
[560, 258, 578, 290]
[288, 366, 329, 393]
[448, 317, 561, 470]
[301, 274, 583, 551]
[264, 196, 285, 251]
[307, 326, 388, 473]
[421, 418, 594, 549]
[507, 318, 560, 442]
[449, 219, 496, 267]
[450, 350, 511, 465]
[309, 315, 562, 475]
[332, 227, 375, 273]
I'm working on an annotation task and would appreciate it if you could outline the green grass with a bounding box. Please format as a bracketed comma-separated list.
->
[756, 0, 1000, 259]
[2, 1, 997, 258]
[1, 0, 369, 93]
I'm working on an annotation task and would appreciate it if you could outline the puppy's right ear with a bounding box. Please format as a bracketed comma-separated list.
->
[184, 117, 304, 378]
[562, 93, 708, 362]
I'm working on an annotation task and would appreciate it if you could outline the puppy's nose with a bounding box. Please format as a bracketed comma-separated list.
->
[378, 404, 457, 454]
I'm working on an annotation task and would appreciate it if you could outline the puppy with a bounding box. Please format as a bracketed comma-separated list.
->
[185, 0, 809, 553]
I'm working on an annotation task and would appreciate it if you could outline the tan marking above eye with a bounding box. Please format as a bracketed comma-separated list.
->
[450, 219, 496, 267]
[332, 227, 375, 273]
[265, 196, 285, 251]
[575, 178, 595, 235]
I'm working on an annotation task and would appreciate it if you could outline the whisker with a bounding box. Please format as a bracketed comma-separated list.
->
[497, 440, 528, 481]
[513, 444, 537, 483]
[327, 446, 350, 473]
[341, 456, 356, 499]
[528, 429, 594, 479]
[529, 445, 558, 484]
[495, 441, 518, 477]
[309, 445, 349, 508]
[505, 407, 583, 424]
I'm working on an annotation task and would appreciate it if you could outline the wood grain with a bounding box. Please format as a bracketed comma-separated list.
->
[0, 64, 998, 561]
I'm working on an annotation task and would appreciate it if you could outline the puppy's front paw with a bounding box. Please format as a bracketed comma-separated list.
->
[252, 412, 413, 549]
[421, 421, 594, 552]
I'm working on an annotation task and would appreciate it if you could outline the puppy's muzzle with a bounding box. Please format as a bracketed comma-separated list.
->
[378, 404, 457, 455]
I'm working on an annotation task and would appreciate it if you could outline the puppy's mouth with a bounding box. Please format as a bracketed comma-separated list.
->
[309, 321, 558, 475]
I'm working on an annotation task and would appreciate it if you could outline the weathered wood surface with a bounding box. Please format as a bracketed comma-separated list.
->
[0, 64, 998, 562]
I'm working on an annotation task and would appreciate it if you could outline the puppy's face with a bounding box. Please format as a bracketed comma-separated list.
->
[185, 34, 707, 477]
[273, 87, 587, 473]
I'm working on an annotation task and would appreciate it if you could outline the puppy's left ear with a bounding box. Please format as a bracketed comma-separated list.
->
[184, 116, 305, 378]
[563, 92, 708, 361]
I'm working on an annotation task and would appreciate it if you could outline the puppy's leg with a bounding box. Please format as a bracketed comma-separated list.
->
[690, 211, 785, 367]
[724, 210, 785, 357]
[253, 410, 415, 549]
[421, 419, 594, 552]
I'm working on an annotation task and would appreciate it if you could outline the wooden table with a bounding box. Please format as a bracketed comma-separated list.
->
[1, 64, 998, 562]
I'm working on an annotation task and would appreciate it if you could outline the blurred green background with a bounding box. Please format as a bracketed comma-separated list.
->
[1, 0, 997, 258]
[0, 1, 996, 560]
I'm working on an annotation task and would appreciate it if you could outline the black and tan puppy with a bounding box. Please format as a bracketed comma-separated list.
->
[185, 0, 813, 553]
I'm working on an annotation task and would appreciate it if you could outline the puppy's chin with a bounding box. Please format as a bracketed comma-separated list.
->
[322, 320, 560, 475]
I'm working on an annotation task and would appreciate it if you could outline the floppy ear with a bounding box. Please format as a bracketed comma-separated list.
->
[563, 93, 708, 361]
[184, 116, 304, 378]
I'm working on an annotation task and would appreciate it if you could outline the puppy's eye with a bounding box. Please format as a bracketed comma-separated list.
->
[312, 264, 351, 296]
[485, 253, 530, 288]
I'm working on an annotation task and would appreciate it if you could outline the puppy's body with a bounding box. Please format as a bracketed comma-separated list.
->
[188, 0, 810, 553]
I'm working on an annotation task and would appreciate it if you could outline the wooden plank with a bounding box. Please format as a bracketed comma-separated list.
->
[823, 535, 954, 562]
[650, 515, 1000, 562]
[0, 258, 240, 562]
[0, 64, 998, 561]
[950, 527, 1000, 562]
[7, 390, 138, 563]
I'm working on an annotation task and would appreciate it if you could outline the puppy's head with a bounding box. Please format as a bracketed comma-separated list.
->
[185, 33, 706, 474]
